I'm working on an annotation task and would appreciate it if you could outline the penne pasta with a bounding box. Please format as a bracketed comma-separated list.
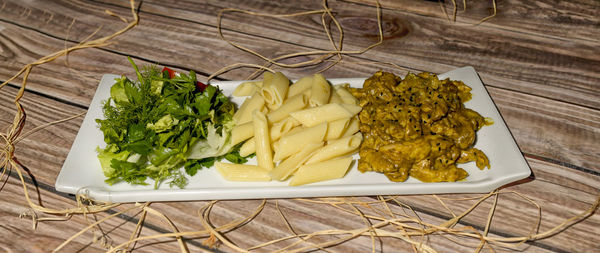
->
[253, 110, 274, 170]
[270, 142, 322, 181]
[263, 72, 274, 85]
[273, 122, 327, 162]
[267, 93, 308, 123]
[306, 133, 362, 165]
[309, 74, 331, 107]
[234, 93, 265, 124]
[239, 138, 255, 157]
[325, 117, 350, 141]
[288, 75, 313, 97]
[233, 80, 262, 97]
[340, 116, 360, 137]
[328, 89, 344, 104]
[261, 72, 290, 110]
[231, 122, 254, 146]
[236, 117, 299, 156]
[290, 103, 356, 127]
[334, 84, 359, 105]
[215, 162, 271, 181]
[341, 103, 362, 116]
[222, 71, 364, 186]
[271, 117, 301, 140]
[288, 156, 353, 186]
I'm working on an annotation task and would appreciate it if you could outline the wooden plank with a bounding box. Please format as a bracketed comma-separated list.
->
[486, 86, 600, 171]
[344, 0, 600, 43]
[130, 197, 560, 252]
[0, 178, 209, 252]
[2, 0, 599, 109]
[391, 157, 600, 252]
[106, 159, 600, 253]
[1, 0, 598, 172]
[0, 23, 159, 106]
[99, 0, 600, 43]
[3, 152, 596, 252]
[92, 0, 600, 109]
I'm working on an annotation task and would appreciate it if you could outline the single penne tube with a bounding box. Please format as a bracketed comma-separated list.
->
[253, 110, 274, 170]
[230, 121, 254, 146]
[341, 103, 362, 116]
[233, 117, 298, 156]
[334, 84, 359, 105]
[302, 88, 312, 97]
[305, 133, 362, 165]
[279, 124, 305, 137]
[261, 72, 290, 110]
[290, 103, 354, 127]
[239, 138, 254, 157]
[270, 142, 323, 181]
[340, 116, 360, 137]
[234, 93, 265, 124]
[288, 156, 353, 186]
[232, 80, 262, 97]
[260, 106, 269, 114]
[328, 89, 344, 104]
[273, 122, 327, 162]
[263, 72, 274, 85]
[288, 75, 313, 97]
[215, 162, 271, 181]
[267, 93, 308, 123]
[325, 117, 350, 141]
[271, 117, 300, 140]
[309, 73, 331, 107]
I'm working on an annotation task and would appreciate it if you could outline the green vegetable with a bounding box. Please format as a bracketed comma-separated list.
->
[96, 57, 248, 189]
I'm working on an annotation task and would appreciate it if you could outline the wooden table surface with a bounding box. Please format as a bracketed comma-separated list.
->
[1, 0, 598, 252]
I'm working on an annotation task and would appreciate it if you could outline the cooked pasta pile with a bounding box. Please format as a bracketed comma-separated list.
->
[218, 72, 361, 185]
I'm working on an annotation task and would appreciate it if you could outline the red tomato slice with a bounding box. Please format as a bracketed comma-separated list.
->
[161, 67, 176, 79]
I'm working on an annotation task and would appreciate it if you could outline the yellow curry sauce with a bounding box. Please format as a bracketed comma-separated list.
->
[349, 71, 492, 182]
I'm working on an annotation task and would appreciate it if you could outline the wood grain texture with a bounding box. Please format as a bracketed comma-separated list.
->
[0, 178, 205, 252]
[2, 0, 598, 108]
[94, 0, 600, 108]
[0, 0, 598, 252]
[345, 0, 600, 42]
[1, 0, 597, 172]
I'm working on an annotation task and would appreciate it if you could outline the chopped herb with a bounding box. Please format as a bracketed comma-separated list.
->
[96, 57, 246, 189]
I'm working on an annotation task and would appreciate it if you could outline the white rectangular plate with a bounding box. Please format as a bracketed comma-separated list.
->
[55, 66, 531, 203]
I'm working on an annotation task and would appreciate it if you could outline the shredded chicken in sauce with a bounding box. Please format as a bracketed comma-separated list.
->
[349, 71, 491, 182]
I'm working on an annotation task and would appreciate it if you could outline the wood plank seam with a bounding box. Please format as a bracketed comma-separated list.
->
[372, 195, 570, 253]
[0, 18, 223, 82]
[88, 0, 600, 107]
[340, 0, 600, 44]
[524, 153, 600, 177]
[482, 82, 600, 112]
[3, 170, 223, 252]
[5, 154, 589, 253]
[0, 80, 90, 110]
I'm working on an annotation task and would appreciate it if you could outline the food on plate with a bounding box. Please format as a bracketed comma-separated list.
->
[252, 110, 275, 170]
[221, 72, 361, 186]
[215, 162, 271, 181]
[289, 156, 354, 186]
[95, 58, 248, 189]
[349, 71, 491, 182]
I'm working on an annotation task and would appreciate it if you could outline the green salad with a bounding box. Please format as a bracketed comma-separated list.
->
[96, 58, 248, 189]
